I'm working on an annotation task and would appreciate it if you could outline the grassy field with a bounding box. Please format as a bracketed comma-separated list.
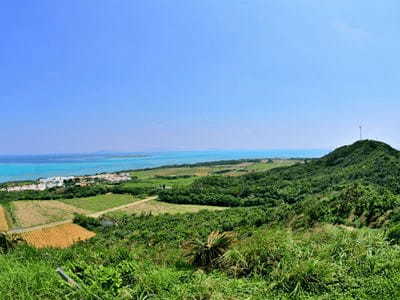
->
[11, 200, 87, 228]
[132, 167, 210, 178]
[0, 180, 36, 188]
[243, 160, 297, 172]
[61, 193, 139, 212]
[130, 159, 299, 179]
[6, 194, 223, 228]
[111, 199, 226, 216]
[120, 176, 196, 191]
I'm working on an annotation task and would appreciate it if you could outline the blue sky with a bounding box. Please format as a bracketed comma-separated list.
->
[1, 1, 399, 154]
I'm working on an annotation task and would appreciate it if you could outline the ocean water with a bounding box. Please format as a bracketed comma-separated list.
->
[0, 149, 329, 183]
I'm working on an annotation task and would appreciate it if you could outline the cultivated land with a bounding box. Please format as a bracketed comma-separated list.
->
[1, 160, 295, 229]
[130, 159, 298, 179]
[113, 199, 226, 216]
[61, 193, 139, 212]
[0, 206, 9, 231]
[120, 176, 196, 191]
[11, 200, 87, 228]
[116, 160, 299, 192]
[20, 223, 95, 249]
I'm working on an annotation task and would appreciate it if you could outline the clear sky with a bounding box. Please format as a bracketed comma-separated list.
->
[1, 1, 399, 154]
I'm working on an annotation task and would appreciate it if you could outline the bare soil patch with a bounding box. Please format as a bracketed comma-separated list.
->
[20, 223, 95, 248]
[12, 200, 88, 228]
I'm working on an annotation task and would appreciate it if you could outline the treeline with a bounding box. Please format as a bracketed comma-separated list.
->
[153, 175, 194, 179]
[132, 158, 264, 172]
[159, 175, 281, 207]
[0, 183, 159, 203]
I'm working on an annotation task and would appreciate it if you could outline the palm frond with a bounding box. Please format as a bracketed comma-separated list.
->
[183, 231, 236, 268]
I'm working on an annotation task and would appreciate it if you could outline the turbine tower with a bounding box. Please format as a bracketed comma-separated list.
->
[359, 125, 363, 140]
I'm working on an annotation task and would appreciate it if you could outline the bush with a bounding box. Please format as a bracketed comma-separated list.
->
[386, 224, 400, 244]
[73, 214, 101, 229]
[183, 231, 236, 269]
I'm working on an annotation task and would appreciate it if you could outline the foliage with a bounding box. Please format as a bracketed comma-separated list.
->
[386, 224, 400, 244]
[0, 232, 24, 253]
[159, 140, 400, 228]
[2, 216, 400, 299]
[183, 231, 236, 268]
[73, 214, 101, 230]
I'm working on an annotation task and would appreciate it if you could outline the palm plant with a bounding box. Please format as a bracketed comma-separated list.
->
[183, 231, 236, 269]
[0, 232, 23, 252]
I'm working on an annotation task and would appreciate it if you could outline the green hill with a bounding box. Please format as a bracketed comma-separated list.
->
[319, 140, 399, 166]
[159, 140, 400, 227]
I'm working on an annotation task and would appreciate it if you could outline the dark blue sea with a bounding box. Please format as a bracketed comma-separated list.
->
[0, 149, 329, 183]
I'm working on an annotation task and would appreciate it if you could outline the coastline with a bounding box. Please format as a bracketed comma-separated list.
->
[0, 149, 329, 184]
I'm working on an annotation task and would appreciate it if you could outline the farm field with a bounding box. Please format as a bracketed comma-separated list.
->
[117, 160, 300, 194]
[243, 160, 297, 172]
[120, 176, 196, 191]
[130, 159, 299, 179]
[132, 167, 211, 178]
[111, 199, 226, 216]
[11, 200, 87, 228]
[20, 223, 95, 248]
[0, 205, 9, 231]
[61, 193, 139, 212]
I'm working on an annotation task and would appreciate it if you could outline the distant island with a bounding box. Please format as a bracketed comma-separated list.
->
[109, 154, 150, 159]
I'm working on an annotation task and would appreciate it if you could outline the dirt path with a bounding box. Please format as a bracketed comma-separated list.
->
[88, 196, 157, 218]
[8, 196, 156, 234]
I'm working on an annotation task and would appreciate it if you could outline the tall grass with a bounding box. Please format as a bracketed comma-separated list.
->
[1, 212, 400, 299]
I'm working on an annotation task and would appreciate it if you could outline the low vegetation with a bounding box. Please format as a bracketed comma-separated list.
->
[1, 207, 400, 299]
[111, 199, 226, 216]
[61, 193, 139, 212]
[11, 200, 86, 228]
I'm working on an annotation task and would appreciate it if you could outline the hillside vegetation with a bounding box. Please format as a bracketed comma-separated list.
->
[1, 140, 400, 299]
[160, 140, 400, 228]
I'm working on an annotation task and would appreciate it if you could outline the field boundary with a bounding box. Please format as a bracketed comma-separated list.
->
[8, 196, 157, 234]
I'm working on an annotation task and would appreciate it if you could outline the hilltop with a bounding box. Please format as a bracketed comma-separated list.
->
[318, 139, 400, 167]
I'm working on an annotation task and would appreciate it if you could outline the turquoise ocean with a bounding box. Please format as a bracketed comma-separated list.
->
[0, 149, 329, 183]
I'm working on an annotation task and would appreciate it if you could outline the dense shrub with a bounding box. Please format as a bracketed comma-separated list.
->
[183, 231, 236, 268]
[73, 214, 101, 229]
[386, 224, 400, 244]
